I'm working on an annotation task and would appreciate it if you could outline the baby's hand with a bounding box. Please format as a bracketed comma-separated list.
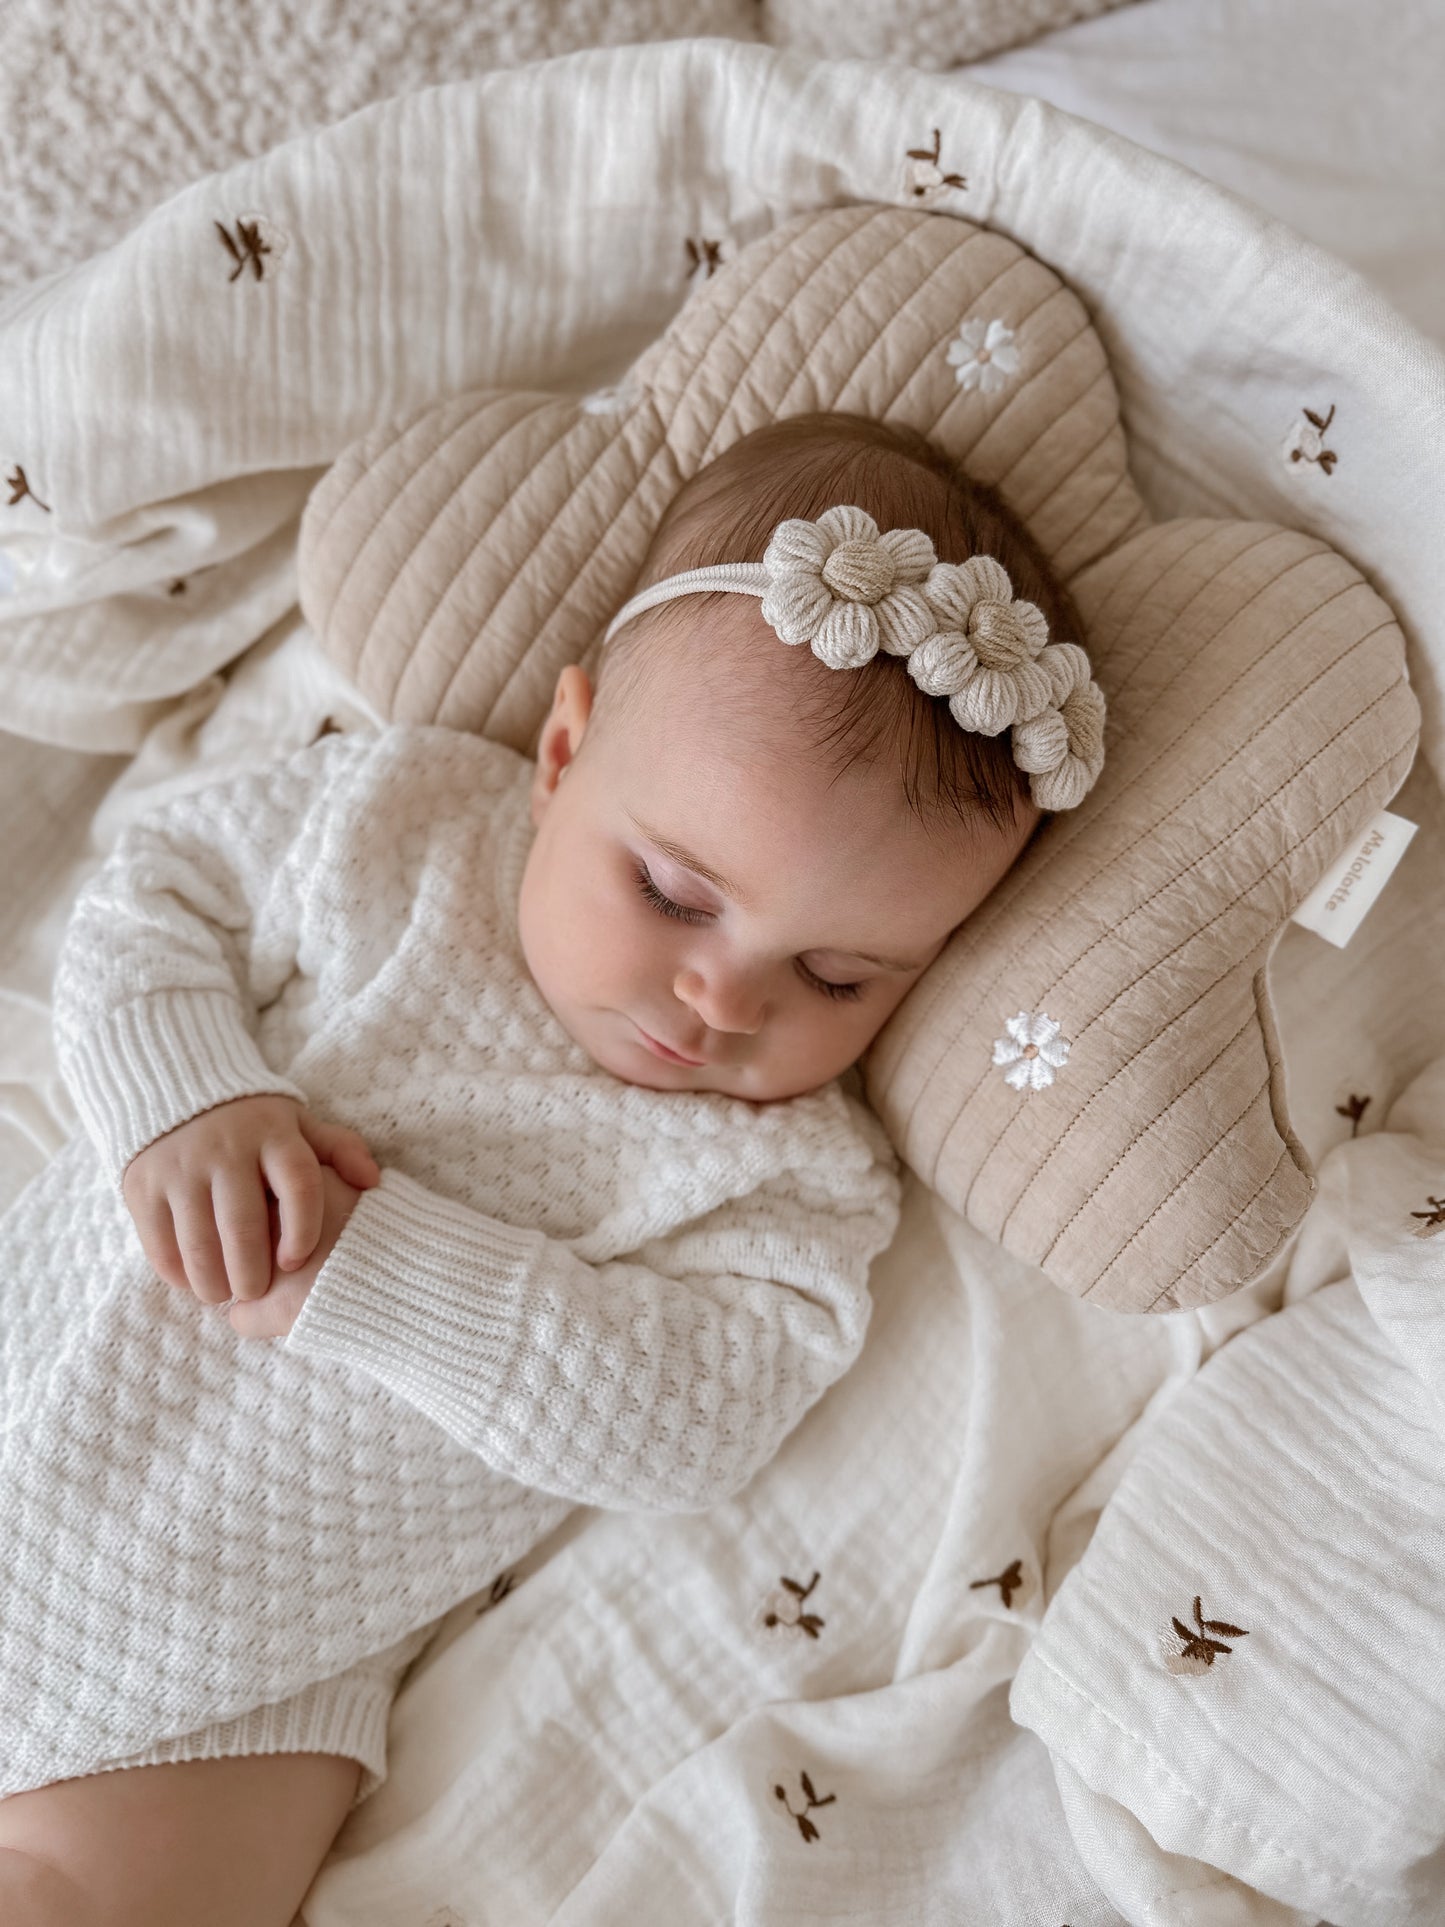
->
[227, 1164, 362, 1340]
[121, 1094, 380, 1305]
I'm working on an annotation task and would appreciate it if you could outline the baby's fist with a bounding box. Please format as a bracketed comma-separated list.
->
[227, 1164, 364, 1340]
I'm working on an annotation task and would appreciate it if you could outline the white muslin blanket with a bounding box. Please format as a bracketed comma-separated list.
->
[2, 33, 1445, 1926]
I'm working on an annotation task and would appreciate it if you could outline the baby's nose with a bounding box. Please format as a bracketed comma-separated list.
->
[674, 964, 765, 1036]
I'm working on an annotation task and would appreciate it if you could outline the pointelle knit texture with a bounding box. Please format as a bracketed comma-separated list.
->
[0, 723, 900, 1797]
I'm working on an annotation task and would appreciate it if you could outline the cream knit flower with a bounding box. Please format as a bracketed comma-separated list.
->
[761, 505, 938, 670]
[739, 506, 1105, 808]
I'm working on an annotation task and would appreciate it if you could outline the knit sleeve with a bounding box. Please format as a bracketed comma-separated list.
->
[51, 731, 375, 1186]
[285, 1145, 902, 1513]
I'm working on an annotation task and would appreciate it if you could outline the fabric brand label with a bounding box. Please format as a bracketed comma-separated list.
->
[1290, 809, 1417, 948]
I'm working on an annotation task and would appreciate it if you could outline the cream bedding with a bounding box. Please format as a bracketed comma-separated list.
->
[1, 20, 1443, 1926]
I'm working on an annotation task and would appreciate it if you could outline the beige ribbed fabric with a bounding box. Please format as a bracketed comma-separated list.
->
[297, 203, 1420, 1310]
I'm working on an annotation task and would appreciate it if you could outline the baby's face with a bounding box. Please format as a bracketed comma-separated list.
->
[518, 626, 1040, 1103]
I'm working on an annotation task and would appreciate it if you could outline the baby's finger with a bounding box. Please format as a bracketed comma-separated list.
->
[212, 1166, 274, 1302]
[297, 1110, 381, 1189]
[138, 1197, 189, 1294]
[261, 1140, 324, 1271]
[170, 1183, 233, 1305]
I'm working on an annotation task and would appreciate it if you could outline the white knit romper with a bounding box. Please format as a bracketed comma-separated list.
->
[0, 725, 900, 1801]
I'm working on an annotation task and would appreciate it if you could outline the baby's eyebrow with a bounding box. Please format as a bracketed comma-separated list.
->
[810, 945, 925, 974]
[629, 817, 751, 905]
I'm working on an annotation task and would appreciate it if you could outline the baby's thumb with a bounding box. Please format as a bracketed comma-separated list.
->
[296, 1110, 382, 1188]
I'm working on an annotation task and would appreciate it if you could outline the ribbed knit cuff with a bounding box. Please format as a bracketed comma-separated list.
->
[286, 1168, 545, 1435]
[59, 988, 308, 1187]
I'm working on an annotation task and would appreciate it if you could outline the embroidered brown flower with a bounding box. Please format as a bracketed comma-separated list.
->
[1283, 404, 1338, 475]
[906, 129, 967, 199]
[761, 1570, 825, 1639]
[685, 237, 723, 283]
[5, 464, 50, 513]
[969, 1558, 1027, 1609]
[1335, 1093, 1370, 1136]
[1165, 1595, 1249, 1675]
[214, 215, 287, 284]
[1410, 1195, 1445, 1239]
[773, 1769, 836, 1843]
[474, 1570, 518, 1615]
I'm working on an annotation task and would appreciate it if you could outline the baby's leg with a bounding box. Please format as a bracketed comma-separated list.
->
[0, 1751, 359, 1927]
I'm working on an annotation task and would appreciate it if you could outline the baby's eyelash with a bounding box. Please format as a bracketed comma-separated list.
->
[635, 865, 710, 925]
[797, 964, 864, 1003]
[634, 865, 865, 1002]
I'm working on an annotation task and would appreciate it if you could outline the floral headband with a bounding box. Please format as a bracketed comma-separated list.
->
[602, 504, 1106, 810]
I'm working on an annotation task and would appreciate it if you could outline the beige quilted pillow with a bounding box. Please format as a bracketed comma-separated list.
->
[297, 205, 1419, 1312]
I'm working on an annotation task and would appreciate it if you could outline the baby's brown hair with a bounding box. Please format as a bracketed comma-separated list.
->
[595, 412, 1083, 836]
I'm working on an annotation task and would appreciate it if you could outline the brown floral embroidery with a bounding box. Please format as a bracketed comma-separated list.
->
[970, 1558, 1026, 1609]
[1335, 1093, 1370, 1136]
[774, 1770, 836, 1843]
[684, 237, 723, 282]
[5, 464, 50, 513]
[906, 128, 967, 199]
[474, 1570, 518, 1615]
[1410, 1195, 1445, 1239]
[215, 217, 273, 284]
[761, 1570, 825, 1639]
[1165, 1596, 1248, 1675]
[1286, 403, 1338, 474]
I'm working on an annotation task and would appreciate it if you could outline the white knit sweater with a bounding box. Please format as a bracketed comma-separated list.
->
[0, 724, 900, 1797]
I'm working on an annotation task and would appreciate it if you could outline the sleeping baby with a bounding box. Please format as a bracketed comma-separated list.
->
[0, 409, 1105, 1925]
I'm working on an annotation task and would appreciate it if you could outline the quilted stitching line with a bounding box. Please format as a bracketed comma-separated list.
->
[979, 335, 1102, 491]
[904, 563, 1371, 1145]
[366, 398, 560, 716]
[1040, 435, 1137, 562]
[306, 394, 484, 559]
[958, 675, 1405, 1210]
[824, 225, 1017, 429]
[1051, 467, 1138, 569]
[1008, 1005, 1258, 1249]
[881, 529, 1308, 1075]
[1008, 387, 1123, 528]
[1139, 1138, 1292, 1310]
[1108, 528, 1315, 703]
[466, 395, 672, 728]
[1069, 1083, 1280, 1292]
[1020, 1649, 1401, 1907]
[689, 208, 922, 464]
[793, 221, 994, 425]
[865, 232, 1031, 426]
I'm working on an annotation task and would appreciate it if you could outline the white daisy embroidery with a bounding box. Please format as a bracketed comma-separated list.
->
[992, 1010, 1070, 1090]
[579, 381, 640, 416]
[948, 318, 1020, 396]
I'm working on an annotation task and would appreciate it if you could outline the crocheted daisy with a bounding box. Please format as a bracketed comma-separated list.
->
[947, 318, 1020, 396]
[992, 1010, 1071, 1090]
[756, 506, 1107, 809]
[761, 505, 938, 670]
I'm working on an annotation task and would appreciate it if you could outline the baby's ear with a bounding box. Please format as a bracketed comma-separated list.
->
[530, 665, 593, 820]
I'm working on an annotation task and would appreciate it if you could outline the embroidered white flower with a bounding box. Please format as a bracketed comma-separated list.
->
[579, 381, 640, 416]
[992, 1010, 1070, 1090]
[948, 318, 1020, 395]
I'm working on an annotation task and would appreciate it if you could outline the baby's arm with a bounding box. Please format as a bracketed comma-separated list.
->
[52, 733, 382, 1294]
[280, 1151, 901, 1513]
